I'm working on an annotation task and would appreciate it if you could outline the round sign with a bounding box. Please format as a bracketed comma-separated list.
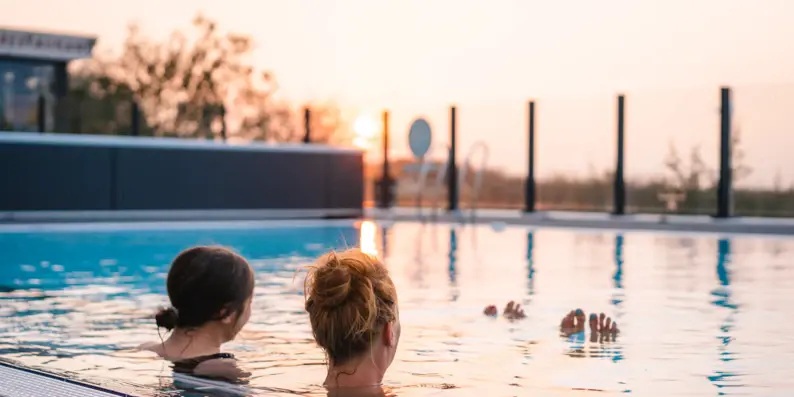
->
[408, 118, 432, 159]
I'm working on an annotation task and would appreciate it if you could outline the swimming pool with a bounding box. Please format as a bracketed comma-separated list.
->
[1, 219, 794, 396]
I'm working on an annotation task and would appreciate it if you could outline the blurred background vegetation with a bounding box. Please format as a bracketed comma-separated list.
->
[59, 14, 348, 144]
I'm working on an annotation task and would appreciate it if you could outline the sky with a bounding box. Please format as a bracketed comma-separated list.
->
[3, 0, 794, 187]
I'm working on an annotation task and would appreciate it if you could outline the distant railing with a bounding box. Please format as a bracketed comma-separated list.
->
[370, 86, 794, 218]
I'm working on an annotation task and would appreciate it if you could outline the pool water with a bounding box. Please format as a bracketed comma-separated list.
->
[1, 220, 794, 396]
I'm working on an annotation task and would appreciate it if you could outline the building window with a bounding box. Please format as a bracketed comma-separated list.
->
[0, 59, 55, 132]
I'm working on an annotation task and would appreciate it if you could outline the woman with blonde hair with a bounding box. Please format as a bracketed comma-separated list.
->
[303, 248, 619, 394]
[303, 248, 400, 393]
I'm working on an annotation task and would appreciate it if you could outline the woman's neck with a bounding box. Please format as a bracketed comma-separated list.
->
[324, 359, 384, 389]
[160, 326, 226, 360]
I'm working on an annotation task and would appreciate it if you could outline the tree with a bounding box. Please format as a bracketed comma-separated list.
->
[305, 101, 352, 145]
[66, 14, 346, 143]
[664, 123, 753, 191]
[663, 142, 708, 192]
[239, 98, 351, 144]
[730, 125, 752, 184]
[773, 169, 783, 193]
[59, 67, 148, 135]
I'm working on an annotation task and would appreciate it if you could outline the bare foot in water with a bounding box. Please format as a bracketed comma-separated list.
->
[560, 308, 586, 337]
[588, 312, 619, 342]
[483, 305, 498, 317]
[483, 301, 526, 320]
[560, 309, 619, 342]
[503, 301, 526, 320]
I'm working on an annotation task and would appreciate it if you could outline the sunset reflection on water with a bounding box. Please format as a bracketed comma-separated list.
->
[1, 221, 794, 396]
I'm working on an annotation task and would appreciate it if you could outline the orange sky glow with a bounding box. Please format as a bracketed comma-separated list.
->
[3, 0, 794, 187]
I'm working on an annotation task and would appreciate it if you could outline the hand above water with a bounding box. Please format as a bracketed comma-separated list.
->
[560, 309, 619, 342]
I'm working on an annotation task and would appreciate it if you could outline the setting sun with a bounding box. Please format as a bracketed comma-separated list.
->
[352, 114, 379, 150]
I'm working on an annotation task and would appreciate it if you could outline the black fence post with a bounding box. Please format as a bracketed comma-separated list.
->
[220, 105, 228, 141]
[382, 110, 391, 190]
[37, 94, 46, 133]
[303, 107, 311, 143]
[524, 100, 536, 212]
[376, 110, 395, 209]
[716, 87, 733, 218]
[447, 106, 459, 211]
[131, 101, 141, 136]
[613, 94, 626, 215]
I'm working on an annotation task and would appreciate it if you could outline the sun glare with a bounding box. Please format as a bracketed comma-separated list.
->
[352, 114, 379, 149]
[359, 220, 379, 257]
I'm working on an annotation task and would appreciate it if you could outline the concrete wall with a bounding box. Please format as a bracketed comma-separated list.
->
[0, 133, 363, 219]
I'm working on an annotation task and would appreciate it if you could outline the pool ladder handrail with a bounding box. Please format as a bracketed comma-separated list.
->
[458, 140, 490, 221]
[415, 144, 450, 219]
[414, 141, 490, 222]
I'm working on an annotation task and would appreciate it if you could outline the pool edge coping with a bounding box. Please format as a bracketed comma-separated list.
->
[366, 208, 794, 236]
[0, 359, 137, 397]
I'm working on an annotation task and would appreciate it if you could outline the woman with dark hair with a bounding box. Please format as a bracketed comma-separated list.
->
[138, 246, 255, 381]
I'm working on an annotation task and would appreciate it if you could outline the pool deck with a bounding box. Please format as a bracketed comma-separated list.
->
[0, 207, 792, 236]
[365, 207, 794, 236]
[0, 208, 361, 224]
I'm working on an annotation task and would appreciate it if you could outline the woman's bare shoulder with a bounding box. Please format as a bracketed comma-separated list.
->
[136, 341, 164, 355]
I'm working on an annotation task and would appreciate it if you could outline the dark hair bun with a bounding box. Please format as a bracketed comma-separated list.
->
[155, 307, 179, 330]
[157, 246, 254, 332]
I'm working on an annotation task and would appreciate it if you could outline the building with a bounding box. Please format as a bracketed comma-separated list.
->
[0, 27, 96, 132]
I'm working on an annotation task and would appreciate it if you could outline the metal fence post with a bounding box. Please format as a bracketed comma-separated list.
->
[447, 106, 459, 211]
[613, 94, 626, 215]
[716, 87, 733, 218]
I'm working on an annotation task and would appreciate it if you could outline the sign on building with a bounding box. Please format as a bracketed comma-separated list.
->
[0, 28, 96, 61]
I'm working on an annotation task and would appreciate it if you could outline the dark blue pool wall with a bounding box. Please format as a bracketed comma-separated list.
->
[0, 134, 364, 214]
